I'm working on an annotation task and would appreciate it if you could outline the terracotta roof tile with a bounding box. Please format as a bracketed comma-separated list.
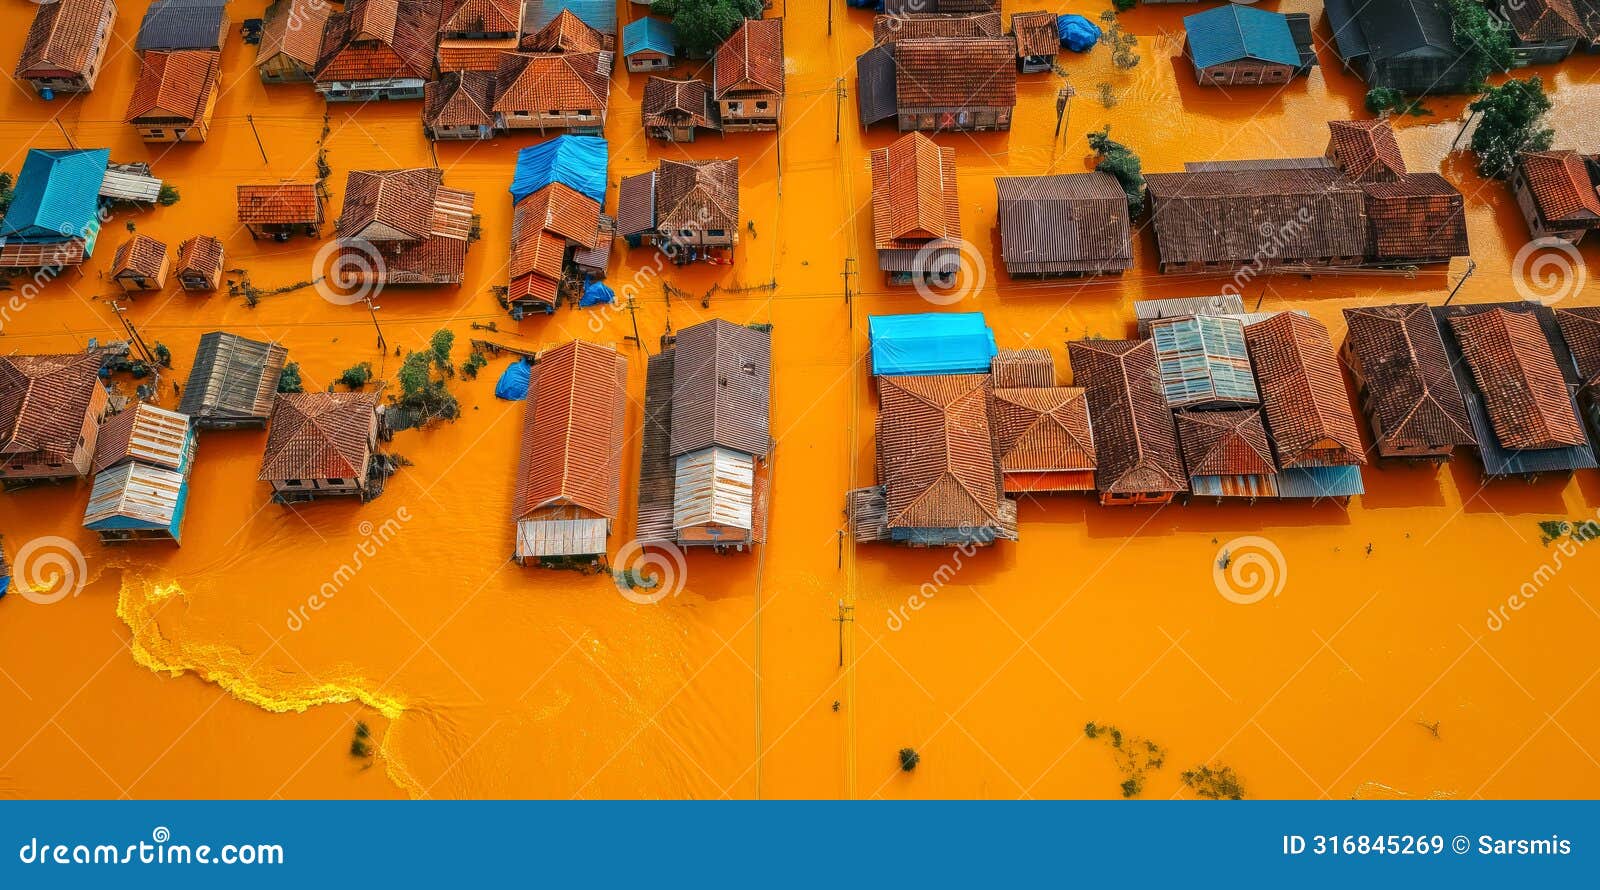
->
[990, 348, 1055, 388]
[513, 340, 628, 520]
[424, 70, 495, 128]
[1066, 339, 1188, 495]
[893, 37, 1016, 110]
[1326, 118, 1407, 181]
[1146, 168, 1368, 266]
[714, 17, 784, 98]
[492, 51, 611, 114]
[436, 37, 517, 71]
[870, 132, 958, 250]
[990, 386, 1094, 473]
[513, 181, 600, 248]
[315, 0, 439, 83]
[110, 234, 168, 279]
[876, 374, 1007, 529]
[642, 76, 716, 131]
[1244, 312, 1365, 467]
[1342, 303, 1475, 452]
[1555, 306, 1600, 385]
[655, 158, 739, 233]
[441, 0, 520, 34]
[0, 352, 103, 464]
[258, 392, 378, 482]
[1505, 0, 1583, 41]
[1360, 173, 1469, 261]
[259, 0, 331, 71]
[338, 167, 442, 241]
[1011, 10, 1059, 57]
[175, 235, 224, 278]
[125, 50, 220, 123]
[872, 12, 1002, 44]
[15, 0, 112, 79]
[237, 183, 323, 225]
[521, 8, 605, 52]
[1518, 150, 1600, 225]
[1449, 307, 1587, 450]
[1176, 408, 1276, 477]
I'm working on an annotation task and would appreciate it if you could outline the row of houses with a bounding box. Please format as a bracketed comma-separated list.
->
[628, 16, 785, 143]
[846, 300, 1600, 548]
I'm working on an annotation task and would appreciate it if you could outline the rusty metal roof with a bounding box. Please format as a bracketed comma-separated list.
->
[1066, 339, 1188, 496]
[990, 386, 1094, 474]
[513, 340, 627, 520]
[258, 392, 378, 482]
[871, 132, 958, 251]
[1326, 118, 1407, 181]
[1146, 167, 1368, 266]
[1448, 306, 1587, 451]
[876, 374, 1006, 530]
[872, 12, 1002, 44]
[1244, 312, 1366, 468]
[1176, 408, 1276, 478]
[1342, 303, 1475, 452]
[995, 173, 1131, 275]
[714, 16, 783, 98]
[668, 319, 771, 458]
[893, 37, 1016, 110]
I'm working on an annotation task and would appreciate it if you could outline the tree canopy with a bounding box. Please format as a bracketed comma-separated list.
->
[1469, 76, 1554, 180]
[1088, 126, 1146, 216]
[1446, 0, 1513, 91]
[656, 0, 763, 56]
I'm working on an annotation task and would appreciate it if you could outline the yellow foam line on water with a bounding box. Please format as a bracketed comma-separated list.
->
[117, 580, 406, 720]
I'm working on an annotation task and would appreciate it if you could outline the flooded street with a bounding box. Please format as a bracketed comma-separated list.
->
[0, 0, 1598, 799]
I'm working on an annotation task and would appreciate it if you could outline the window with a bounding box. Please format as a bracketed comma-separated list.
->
[708, 229, 725, 237]
[728, 101, 742, 113]
[326, 477, 344, 485]
[755, 101, 768, 110]
[285, 479, 302, 486]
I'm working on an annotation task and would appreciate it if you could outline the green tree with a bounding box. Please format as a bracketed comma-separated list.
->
[1446, 0, 1513, 91]
[277, 362, 304, 393]
[1088, 126, 1145, 216]
[429, 328, 456, 374]
[898, 747, 921, 772]
[0, 172, 13, 216]
[1468, 76, 1554, 179]
[660, 0, 762, 56]
[338, 362, 373, 390]
[1099, 11, 1140, 70]
[157, 183, 181, 206]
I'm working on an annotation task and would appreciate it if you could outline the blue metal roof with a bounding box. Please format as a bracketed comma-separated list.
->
[2, 148, 109, 246]
[1275, 465, 1365, 500]
[623, 17, 677, 57]
[868, 312, 998, 376]
[1184, 4, 1301, 70]
[527, 0, 616, 36]
[508, 135, 609, 205]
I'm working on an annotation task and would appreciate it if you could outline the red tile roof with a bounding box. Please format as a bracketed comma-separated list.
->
[1244, 313, 1366, 468]
[1326, 119, 1407, 181]
[0, 353, 103, 464]
[521, 8, 605, 52]
[893, 37, 1016, 110]
[315, 0, 439, 83]
[1555, 307, 1600, 387]
[870, 131, 958, 251]
[125, 50, 219, 123]
[1505, 0, 1583, 41]
[1518, 150, 1600, 225]
[876, 374, 1007, 529]
[436, 38, 517, 71]
[1449, 307, 1587, 451]
[655, 158, 739, 233]
[424, 70, 495, 129]
[15, 0, 112, 79]
[514, 181, 600, 248]
[237, 183, 323, 225]
[441, 0, 520, 34]
[110, 234, 168, 279]
[1011, 10, 1058, 57]
[513, 340, 628, 520]
[714, 17, 784, 98]
[1066, 339, 1188, 496]
[990, 386, 1094, 474]
[492, 51, 611, 114]
[1176, 408, 1276, 478]
[990, 348, 1055, 388]
[872, 12, 1002, 44]
[339, 168, 443, 241]
[642, 77, 717, 131]
[259, 0, 331, 71]
[176, 235, 224, 278]
[1342, 303, 1475, 452]
[1360, 173, 1470, 261]
[258, 392, 378, 482]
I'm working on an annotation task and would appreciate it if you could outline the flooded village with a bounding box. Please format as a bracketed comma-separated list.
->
[0, 0, 1599, 801]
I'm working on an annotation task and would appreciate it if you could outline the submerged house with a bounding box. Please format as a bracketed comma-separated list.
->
[857, 36, 1016, 132]
[15, 0, 118, 96]
[1501, 0, 1586, 65]
[491, 50, 612, 134]
[109, 233, 169, 291]
[136, 0, 228, 51]
[175, 235, 224, 291]
[0, 148, 109, 269]
[178, 332, 289, 430]
[622, 16, 677, 72]
[637, 320, 773, 550]
[258, 392, 383, 502]
[314, 0, 440, 101]
[994, 173, 1131, 278]
[642, 77, 718, 142]
[1325, 119, 1469, 266]
[1510, 150, 1600, 244]
[508, 181, 602, 311]
[617, 158, 740, 261]
[1323, 0, 1474, 94]
[987, 349, 1095, 494]
[0, 352, 109, 481]
[520, 7, 612, 53]
[1148, 314, 1259, 408]
[334, 168, 476, 286]
[84, 402, 195, 544]
[237, 183, 323, 240]
[125, 49, 220, 142]
[1067, 339, 1188, 506]
[423, 70, 496, 139]
[870, 132, 959, 287]
[512, 340, 628, 565]
[1134, 295, 1246, 337]
[1245, 312, 1366, 501]
[1342, 304, 1475, 461]
[1556, 306, 1600, 430]
[847, 374, 1017, 547]
[1182, 3, 1316, 86]
[1176, 408, 1280, 500]
[257, 0, 332, 83]
[1011, 11, 1059, 73]
[1436, 303, 1597, 478]
[435, 0, 522, 72]
[713, 17, 784, 132]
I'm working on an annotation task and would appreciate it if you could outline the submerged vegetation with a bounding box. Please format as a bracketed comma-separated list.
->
[1088, 126, 1145, 216]
[1098, 11, 1140, 70]
[1181, 763, 1244, 800]
[1469, 77, 1553, 180]
[349, 721, 373, 760]
[1085, 722, 1166, 798]
[898, 747, 921, 773]
[277, 362, 304, 394]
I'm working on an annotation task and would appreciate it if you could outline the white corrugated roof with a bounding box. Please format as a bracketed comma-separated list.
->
[672, 446, 754, 532]
[84, 462, 186, 532]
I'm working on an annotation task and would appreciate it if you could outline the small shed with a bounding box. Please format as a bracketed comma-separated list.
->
[178, 332, 289, 429]
[623, 17, 677, 72]
[1183, 4, 1310, 86]
[110, 234, 170, 291]
[1011, 11, 1059, 73]
[175, 235, 224, 291]
[84, 462, 190, 544]
[237, 183, 323, 239]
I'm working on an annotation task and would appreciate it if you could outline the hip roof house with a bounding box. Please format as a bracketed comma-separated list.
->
[0, 352, 109, 480]
[258, 392, 383, 502]
[1323, 0, 1473, 94]
[14, 0, 118, 95]
[994, 173, 1132, 278]
[334, 167, 476, 286]
[314, 0, 440, 101]
[1067, 339, 1188, 506]
[1340, 303, 1475, 460]
[0, 147, 109, 268]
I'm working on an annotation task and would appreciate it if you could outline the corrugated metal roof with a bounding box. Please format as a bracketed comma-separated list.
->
[995, 173, 1131, 275]
[673, 446, 755, 532]
[100, 169, 165, 203]
[524, 0, 616, 35]
[92, 403, 193, 474]
[1184, 4, 1301, 69]
[1145, 168, 1368, 266]
[876, 374, 1011, 532]
[2, 149, 109, 245]
[635, 350, 677, 545]
[990, 349, 1055, 388]
[623, 16, 676, 56]
[1447, 306, 1587, 451]
[1275, 464, 1364, 499]
[1244, 312, 1365, 468]
[84, 462, 189, 538]
[669, 319, 771, 459]
[137, 0, 228, 51]
[179, 332, 289, 425]
[1150, 314, 1259, 407]
[513, 340, 627, 521]
[1134, 295, 1244, 337]
[1067, 339, 1188, 496]
[854, 44, 897, 126]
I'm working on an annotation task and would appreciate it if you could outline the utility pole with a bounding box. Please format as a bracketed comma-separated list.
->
[1451, 108, 1480, 150]
[110, 301, 154, 364]
[54, 117, 76, 150]
[835, 77, 844, 142]
[841, 257, 855, 305]
[364, 296, 386, 351]
[624, 293, 647, 354]
[828, 0, 833, 35]
[833, 600, 854, 668]
[1254, 287, 1267, 312]
[1054, 85, 1074, 141]
[1444, 259, 1478, 305]
[246, 115, 269, 164]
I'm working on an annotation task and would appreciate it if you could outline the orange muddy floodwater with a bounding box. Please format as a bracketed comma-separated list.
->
[1, 0, 1599, 800]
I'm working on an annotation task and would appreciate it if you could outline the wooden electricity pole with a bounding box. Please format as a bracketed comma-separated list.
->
[1444, 259, 1478, 306]
[246, 115, 269, 164]
[833, 600, 854, 668]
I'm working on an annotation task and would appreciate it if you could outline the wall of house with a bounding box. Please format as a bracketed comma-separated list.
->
[626, 52, 671, 73]
[258, 54, 313, 83]
[0, 384, 107, 480]
[1510, 168, 1588, 244]
[317, 79, 427, 102]
[429, 123, 494, 140]
[896, 105, 1010, 132]
[498, 109, 605, 134]
[1510, 38, 1577, 67]
[717, 94, 779, 131]
[1196, 59, 1294, 86]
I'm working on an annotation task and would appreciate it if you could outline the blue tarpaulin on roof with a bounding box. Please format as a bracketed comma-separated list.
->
[0, 576, 9, 598]
[868, 313, 998, 376]
[495, 359, 532, 400]
[579, 280, 614, 307]
[1058, 14, 1101, 53]
[509, 136, 609, 206]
